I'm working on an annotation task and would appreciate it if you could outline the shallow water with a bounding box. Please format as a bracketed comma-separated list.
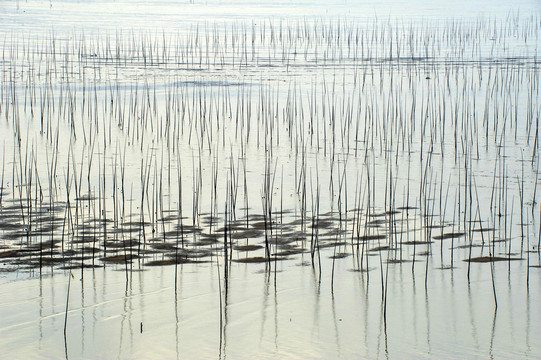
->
[1, 252, 539, 359]
[1, 0, 540, 358]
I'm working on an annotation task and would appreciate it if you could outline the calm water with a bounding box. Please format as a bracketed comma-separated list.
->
[0, 0, 540, 358]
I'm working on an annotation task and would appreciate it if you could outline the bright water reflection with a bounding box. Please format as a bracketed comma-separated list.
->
[0, 254, 539, 359]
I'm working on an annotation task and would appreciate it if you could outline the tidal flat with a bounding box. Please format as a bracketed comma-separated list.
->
[0, 0, 540, 358]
